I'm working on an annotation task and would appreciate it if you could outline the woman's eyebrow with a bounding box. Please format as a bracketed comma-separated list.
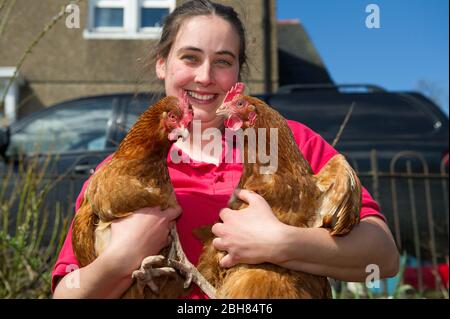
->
[178, 46, 203, 53]
[216, 50, 236, 59]
[177, 46, 236, 59]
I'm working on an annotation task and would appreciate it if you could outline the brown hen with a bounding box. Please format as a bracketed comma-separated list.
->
[197, 83, 362, 298]
[71, 95, 200, 298]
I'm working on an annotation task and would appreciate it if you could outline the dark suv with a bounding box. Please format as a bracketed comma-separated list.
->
[1, 85, 448, 263]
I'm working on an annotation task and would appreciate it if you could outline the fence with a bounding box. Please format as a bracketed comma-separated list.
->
[346, 150, 449, 295]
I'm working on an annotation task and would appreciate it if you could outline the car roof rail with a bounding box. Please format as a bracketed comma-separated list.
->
[277, 83, 387, 94]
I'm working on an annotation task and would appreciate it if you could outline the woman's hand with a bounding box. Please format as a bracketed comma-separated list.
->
[104, 205, 182, 275]
[211, 189, 287, 268]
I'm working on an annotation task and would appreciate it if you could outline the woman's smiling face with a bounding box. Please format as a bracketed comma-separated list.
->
[156, 15, 240, 128]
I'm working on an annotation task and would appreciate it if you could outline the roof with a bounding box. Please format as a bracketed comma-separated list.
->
[277, 20, 334, 86]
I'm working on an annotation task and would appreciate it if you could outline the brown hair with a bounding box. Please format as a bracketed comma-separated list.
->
[152, 0, 247, 76]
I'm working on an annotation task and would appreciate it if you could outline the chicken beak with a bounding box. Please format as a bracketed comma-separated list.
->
[168, 126, 190, 142]
[216, 103, 230, 117]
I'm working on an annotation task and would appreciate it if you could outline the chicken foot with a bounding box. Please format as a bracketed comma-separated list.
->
[167, 226, 217, 299]
[131, 255, 178, 295]
[131, 226, 217, 298]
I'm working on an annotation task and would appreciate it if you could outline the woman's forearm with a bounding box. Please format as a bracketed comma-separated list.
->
[273, 216, 400, 282]
[53, 250, 133, 299]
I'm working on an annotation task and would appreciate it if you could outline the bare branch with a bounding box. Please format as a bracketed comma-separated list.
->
[0, 0, 7, 14]
[0, 0, 16, 39]
[332, 102, 356, 148]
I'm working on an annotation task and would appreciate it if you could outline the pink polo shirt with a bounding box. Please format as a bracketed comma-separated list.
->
[51, 120, 384, 297]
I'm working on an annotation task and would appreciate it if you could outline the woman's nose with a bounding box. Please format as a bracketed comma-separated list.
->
[195, 61, 213, 86]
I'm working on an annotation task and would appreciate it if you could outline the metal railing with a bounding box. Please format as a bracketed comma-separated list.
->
[351, 150, 449, 295]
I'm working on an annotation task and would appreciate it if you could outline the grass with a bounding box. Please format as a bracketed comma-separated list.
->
[0, 156, 70, 298]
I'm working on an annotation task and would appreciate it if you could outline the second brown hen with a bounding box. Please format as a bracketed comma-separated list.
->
[197, 83, 362, 298]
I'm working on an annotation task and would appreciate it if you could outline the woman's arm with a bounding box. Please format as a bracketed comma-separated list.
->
[53, 248, 134, 299]
[274, 216, 400, 281]
[53, 205, 181, 298]
[212, 189, 399, 282]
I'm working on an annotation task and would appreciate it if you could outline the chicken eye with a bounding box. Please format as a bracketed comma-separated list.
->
[236, 100, 244, 108]
[167, 112, 177, 122]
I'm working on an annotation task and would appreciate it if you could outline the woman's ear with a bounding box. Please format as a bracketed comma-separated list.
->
[156, 57, 166, 80]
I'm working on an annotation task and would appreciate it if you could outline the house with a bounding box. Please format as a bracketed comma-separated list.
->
[0, 0, 330, 123]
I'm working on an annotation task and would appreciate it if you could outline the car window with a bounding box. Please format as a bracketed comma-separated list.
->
[269, 92, 443, 140]
[7, 98, 114, 156]
[117, 94, 164, 142]
[125, 99, 148, 132]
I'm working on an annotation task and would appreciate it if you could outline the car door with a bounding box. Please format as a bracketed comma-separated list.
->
[4, 95, 121, 220]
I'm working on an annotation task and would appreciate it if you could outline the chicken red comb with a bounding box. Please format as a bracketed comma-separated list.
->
[179, 91, 189, 112]
[223, 82, 245, 104]
[180, 91, 193, 126]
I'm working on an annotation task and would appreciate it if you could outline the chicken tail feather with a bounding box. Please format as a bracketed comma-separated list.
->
[72, 200, 98, 266]
[314, 154, 362, 236]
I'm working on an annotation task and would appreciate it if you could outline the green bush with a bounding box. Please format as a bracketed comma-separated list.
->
[0, 157, 70, 298]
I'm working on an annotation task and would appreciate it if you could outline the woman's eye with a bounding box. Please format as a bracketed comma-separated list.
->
[216, 59, 232, 67]
[181, 55, 198, 63]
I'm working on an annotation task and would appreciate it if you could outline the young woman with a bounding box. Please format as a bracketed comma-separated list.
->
[52, 0, 399, 298]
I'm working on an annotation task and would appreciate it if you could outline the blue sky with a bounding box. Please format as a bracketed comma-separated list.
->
[276, 0, 449, 115]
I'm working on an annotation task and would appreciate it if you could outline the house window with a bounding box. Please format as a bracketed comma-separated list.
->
[141, 8, 168, 28]
[94, 7, 124, 28]
[0, 67, 23, 124]
[84, 0, 175, 39]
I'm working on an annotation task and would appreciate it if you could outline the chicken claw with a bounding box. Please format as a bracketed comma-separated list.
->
[166, 226, 217, 298]
[132, 255, 177, 294]
[168, 259, 194, 288]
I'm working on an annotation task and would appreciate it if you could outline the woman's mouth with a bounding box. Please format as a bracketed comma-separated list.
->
[185, 90, 218, 104]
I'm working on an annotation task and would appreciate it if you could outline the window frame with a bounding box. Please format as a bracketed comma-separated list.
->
[84, 0, 175, 40]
